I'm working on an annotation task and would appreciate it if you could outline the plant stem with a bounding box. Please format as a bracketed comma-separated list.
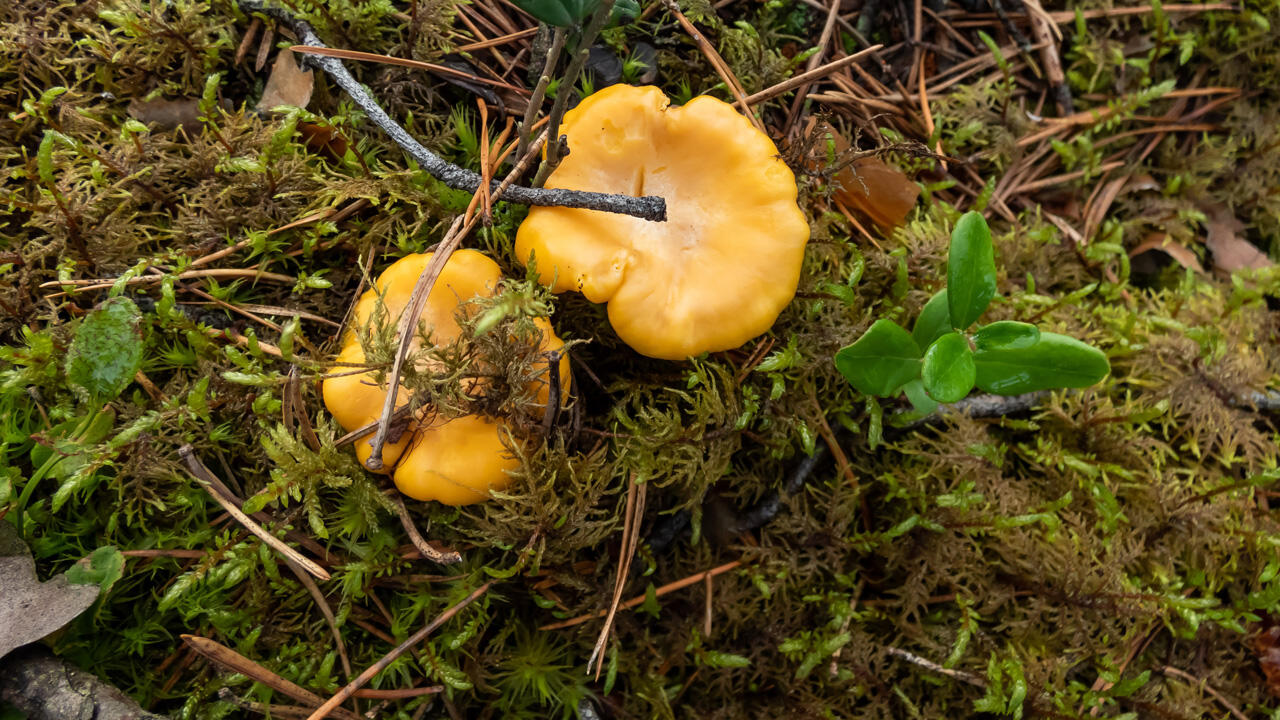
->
[533, 0, 618, 187]
[518, 25, 567, 159]
[12, 407, 102, 529]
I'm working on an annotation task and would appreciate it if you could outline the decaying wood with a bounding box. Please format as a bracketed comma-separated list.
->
[0, 646, 166, 720]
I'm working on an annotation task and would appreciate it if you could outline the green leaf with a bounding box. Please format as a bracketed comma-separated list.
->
[974, 332, 1110, 395]
[834, 319, 921, 397]
[65, 297, 144, 401]
[508, 0, 598, 26]
[902, 378, 939, 415]
[922, 333, 976, 403]
[65, 546, 125, 595]
[947, 211, 997, 330]
[974, 321, 1039, 351]
[912, 289, 951, 348]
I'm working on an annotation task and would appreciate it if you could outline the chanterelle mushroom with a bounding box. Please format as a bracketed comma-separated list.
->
[322, 250, 569, 505]
[515, 84, 810, 360]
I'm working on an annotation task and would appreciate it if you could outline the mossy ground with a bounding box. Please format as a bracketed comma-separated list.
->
[4, 0, 1280, 718]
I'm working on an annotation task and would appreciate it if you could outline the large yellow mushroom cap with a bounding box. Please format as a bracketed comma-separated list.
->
[321, 249, 570, 505]
[514, 84, 810, 360]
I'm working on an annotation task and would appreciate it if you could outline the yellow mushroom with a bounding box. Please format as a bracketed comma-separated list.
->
[321, 249, 570, 505]
[515, 84, 810, 360]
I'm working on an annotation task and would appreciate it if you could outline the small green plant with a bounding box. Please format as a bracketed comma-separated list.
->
[834, 211, 1111, 415]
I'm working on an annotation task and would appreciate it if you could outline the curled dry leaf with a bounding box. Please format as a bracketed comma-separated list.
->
[1254, 617, 1280, 698]
[0, 523, 100, 659]
[257, 51, 314, 112]
[1203, 203, 1272, 273]
[1129, 232, 1204, 274]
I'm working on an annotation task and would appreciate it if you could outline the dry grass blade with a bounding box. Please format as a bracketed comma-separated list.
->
[540, 560, 741, 631]
[39, 268, 295, 290]
[178, 445, 331, 581]
[304, 582, 494, 720]
[588, 475, 646, 677]
[182, 635, 360, 720]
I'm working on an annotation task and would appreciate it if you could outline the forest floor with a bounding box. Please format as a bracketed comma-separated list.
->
[3, 0, 1280, 718]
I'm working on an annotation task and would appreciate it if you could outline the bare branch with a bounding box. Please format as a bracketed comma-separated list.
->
[236, 0, 666, 222]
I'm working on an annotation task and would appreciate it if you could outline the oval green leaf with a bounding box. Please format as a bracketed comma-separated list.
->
[922, 332, 976, 403]
[973, 321, 1040, 351]
[902, 378, 939, 415]
[947, 211, 997, 330]
[912, 289, 951, 349]
[65, 297, 144, 402]
[974, 332, 1110, 395]
[834, 319, 922, 397]
[509, 0, 599, 26]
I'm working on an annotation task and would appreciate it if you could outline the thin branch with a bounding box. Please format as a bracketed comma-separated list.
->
[394, 494, 463, 565]
[236, 0, 665, 222]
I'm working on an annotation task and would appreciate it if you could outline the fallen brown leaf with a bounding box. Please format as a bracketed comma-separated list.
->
[257, 51, 314, 112]
[127, 98, 203, 133]
[807, 121, 919, 231]
[1204, 203, 1272, 273]
[1129, 232, 1204, 274]
[0, 523, 99, 659]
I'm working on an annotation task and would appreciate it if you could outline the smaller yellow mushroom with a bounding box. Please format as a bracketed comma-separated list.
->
[515, 84, 810, 360]
[322, 250, 570, 505]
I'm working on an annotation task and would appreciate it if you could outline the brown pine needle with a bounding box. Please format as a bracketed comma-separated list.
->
[588, 475, 646, 678]
[289, 45, 530, 94]
[745, 45, 885, 106]
[540, 560, 742, 631]
[182, 636, 361, 720]
[363, 130, 548, 469]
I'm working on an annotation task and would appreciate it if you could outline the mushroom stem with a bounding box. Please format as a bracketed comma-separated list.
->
[236, 0, 666, 222]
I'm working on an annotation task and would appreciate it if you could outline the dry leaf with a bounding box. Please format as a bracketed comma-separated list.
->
[809, 121, 920, 231]
[1203, 203, 1272, 272]
[257, 51, 313, 112]
[0, 523, 99, 659]
[127, 98, 202, 133]
[1129, 232, 1204, 274]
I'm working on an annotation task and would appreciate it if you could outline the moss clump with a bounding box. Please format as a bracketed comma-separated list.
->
[4, 0, 1280, 718]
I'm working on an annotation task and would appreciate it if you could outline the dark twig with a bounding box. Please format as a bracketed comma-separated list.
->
[235, 0, 665, 222]
[896, 391, 1051, 430]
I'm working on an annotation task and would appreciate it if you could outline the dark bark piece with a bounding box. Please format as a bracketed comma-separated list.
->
[0, 645, 166, 720]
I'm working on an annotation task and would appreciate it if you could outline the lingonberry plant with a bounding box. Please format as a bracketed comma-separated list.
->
[835, 211, 1111, 415]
